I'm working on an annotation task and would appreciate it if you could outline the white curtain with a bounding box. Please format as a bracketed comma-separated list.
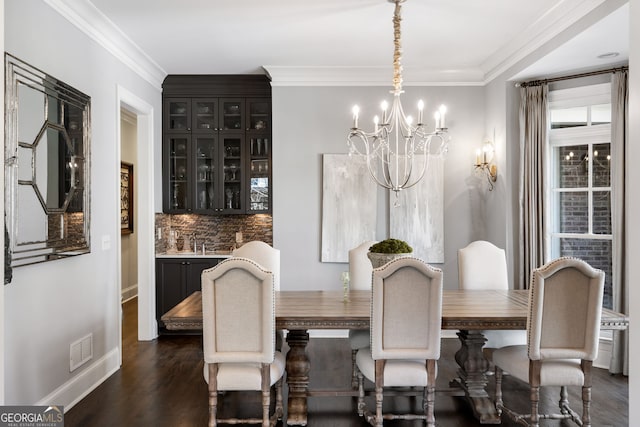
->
[518, 85, 548, 289]
[610, 70, 628, 375]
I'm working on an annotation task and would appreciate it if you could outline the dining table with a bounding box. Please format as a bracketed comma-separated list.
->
[161, 289, 629, 425]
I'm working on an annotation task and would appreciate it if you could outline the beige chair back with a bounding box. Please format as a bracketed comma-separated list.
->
[348, 240, 377, 291]
[201, 257, 275, 364]
[233, 241, 280, 291]
[527, 257, 604, 361]
[458, 240, 508, 290]
[370, 257, 443, 361]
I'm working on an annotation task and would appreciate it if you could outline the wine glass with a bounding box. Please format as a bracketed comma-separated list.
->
[229, 164, 238, 181]
[198, 163, 209, 181]
[225, 188, 233, 209]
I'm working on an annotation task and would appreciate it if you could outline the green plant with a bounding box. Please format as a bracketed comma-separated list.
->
[369, 238, 413, 254]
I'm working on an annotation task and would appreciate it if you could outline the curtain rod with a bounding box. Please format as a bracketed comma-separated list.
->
[516, 65, 628, 88]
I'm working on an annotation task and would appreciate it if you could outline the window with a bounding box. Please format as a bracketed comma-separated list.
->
[548, 83, 613, 309]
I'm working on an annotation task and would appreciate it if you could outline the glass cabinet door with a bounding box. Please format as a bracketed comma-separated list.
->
[221, 135, 243, 213]
[194, 136, 217, 212]
[247, 99, 270, 132]
[220, 99, 244, 132]
[247, 136, 270, 213]
[192, 99, 217, 133]
[167, 136, 189, 211]
[165, 98, 190, 132]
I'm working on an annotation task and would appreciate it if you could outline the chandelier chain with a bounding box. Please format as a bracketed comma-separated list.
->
[392, 0, 403, 93]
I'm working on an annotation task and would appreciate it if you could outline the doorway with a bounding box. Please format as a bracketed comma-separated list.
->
[116, 86, 156, 369]
[120, 108, 138, 304]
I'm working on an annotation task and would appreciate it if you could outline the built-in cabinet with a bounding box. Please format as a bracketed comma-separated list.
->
[162, 76, 272, 214]
[155, 257, 223, 331]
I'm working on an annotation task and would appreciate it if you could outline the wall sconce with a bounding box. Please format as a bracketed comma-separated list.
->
[474, 141, 498, 190]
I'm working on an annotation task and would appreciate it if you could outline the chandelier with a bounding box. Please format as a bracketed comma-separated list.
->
[347, 0, 449, 205]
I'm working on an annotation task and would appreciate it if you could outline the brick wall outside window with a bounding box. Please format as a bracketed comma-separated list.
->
[557, 146, 612, 309]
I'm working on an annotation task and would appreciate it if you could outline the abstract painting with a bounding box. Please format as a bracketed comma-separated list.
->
[390, 155, 444, 263]
[321, 154, 377, 262]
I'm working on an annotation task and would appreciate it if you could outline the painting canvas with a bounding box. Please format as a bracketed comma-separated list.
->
[390, 155, 444, 263]
[321, 154, 377, 262]
[121, 162, 134, 234]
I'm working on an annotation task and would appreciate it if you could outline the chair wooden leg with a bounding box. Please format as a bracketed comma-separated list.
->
[357, 370, 366, 417]
[425, 359, 437, 427]
[530, 386, 540, 427]
[582, 360, 593, 427]
[559, 385, 569, 414]
[375, 360, 384, 427]
[529, 360, 541, 427]
[208, 364, 218, 427]
[351, 349, 358, 389]
[275, 377, 284, 421]
[261, 364, 270, 427]
[495, 366, 503, 416]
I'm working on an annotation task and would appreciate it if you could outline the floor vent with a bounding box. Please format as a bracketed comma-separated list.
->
[70, 333, 93, 372]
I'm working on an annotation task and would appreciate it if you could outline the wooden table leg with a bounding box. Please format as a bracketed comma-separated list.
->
[285, 329, 310, 426]
[450, 330, 501, 424]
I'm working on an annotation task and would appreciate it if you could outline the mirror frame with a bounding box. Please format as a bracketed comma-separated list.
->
[5, 53, 91, 267]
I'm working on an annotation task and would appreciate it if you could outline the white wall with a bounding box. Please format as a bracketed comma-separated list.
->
[0, 0, 5, 405]
[627, 0, 639, 419]
[481, 79, 511, 278]
[272, 85, 485, 291]
[120, 111, 138, 301]
[4, 1, 161, 406]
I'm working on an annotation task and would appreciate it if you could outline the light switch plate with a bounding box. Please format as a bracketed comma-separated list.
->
[102, 235, 111, 250]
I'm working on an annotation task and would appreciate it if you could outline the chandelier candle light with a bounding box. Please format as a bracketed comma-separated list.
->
[347, 0, 449, 206]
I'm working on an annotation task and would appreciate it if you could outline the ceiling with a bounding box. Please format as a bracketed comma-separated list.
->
[82, 0, 629, 86]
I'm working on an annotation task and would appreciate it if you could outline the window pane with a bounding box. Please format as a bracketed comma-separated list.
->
[550, 106, 588, 128]
[555, 145, 588, 188]
[592, 143, 611, 187]
[554, 237, 612, 309]
[591, 103, 611, 125]
[558, 192, 588, 233]
[593, 191, 611, 235]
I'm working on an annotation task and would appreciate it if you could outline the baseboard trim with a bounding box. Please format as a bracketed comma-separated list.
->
[36, 348, 120, 412]
[309, 330, 348, 338]
[121, 284, 138, 303]
[594, 337, 612, 369]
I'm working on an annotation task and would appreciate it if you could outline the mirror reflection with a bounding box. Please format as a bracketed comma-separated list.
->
[5, 53, 91, 268]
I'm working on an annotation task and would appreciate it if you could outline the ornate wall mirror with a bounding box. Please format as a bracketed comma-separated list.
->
[5, 53, 91, 267]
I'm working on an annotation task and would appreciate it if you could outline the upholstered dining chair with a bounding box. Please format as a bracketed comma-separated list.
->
[233, 241, 283, 350]
[233, 240, 280, 291]
[493, 257, 605, 427]
[356, 257, 443, 427]
[348, 240, 377, 388]
[458, 240, 527, 354]
[201, 257, 285, 427]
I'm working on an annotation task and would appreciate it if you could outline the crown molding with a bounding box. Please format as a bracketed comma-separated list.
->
[263, 66, 485, 87]
[43, 0, 166, 89]
[481, 0, 612, 83]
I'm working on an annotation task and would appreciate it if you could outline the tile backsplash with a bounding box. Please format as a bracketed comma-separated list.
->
[155, 213, 273, 253]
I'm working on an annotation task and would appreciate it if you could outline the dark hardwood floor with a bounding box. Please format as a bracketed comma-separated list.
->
[65, 298, 628, 426]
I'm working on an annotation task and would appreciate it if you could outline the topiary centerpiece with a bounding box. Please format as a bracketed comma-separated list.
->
[367, 238, 413, 268]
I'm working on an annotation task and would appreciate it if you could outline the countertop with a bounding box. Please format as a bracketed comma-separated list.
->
[156, 251, 232, 259]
